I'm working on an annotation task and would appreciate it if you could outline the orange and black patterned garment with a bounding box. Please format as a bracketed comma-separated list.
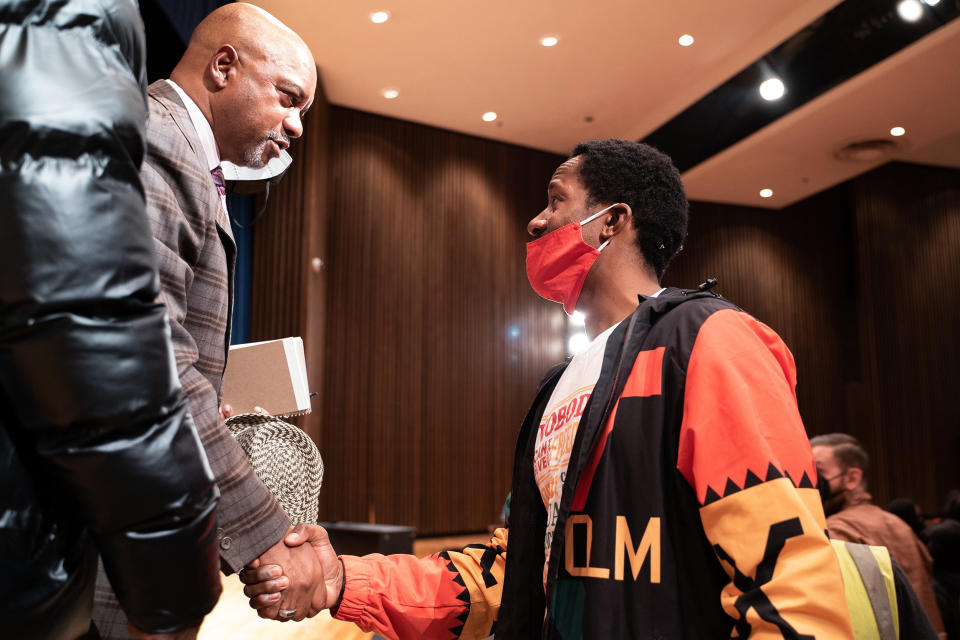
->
[335, 289, 854, 640]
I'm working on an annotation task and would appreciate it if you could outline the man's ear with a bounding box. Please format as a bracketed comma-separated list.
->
[599, 203, 632, 241]
[208, 45, 238, 90]
[844, 467, 863, 491]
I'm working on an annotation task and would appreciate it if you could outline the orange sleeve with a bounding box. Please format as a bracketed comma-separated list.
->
[677, 309, 854, 639]
[334, 528, 507, 640]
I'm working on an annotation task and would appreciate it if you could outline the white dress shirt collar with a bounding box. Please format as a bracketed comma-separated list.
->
[165, 79, 220, 171]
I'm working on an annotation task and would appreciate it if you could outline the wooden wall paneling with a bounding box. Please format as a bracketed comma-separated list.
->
[420, 135, 506, 533]
[250, 160, 303, 339]
[359, 111, 427, 530]
[849, 162, 960, 512]
[321, 108, 564, 534]
[301, 78, 331, 447]
[313, 107, 373, 526]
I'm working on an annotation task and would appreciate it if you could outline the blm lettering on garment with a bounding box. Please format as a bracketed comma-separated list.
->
[564, 514, 661, 583]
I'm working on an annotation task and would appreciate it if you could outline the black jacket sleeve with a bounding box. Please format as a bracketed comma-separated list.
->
[892, 559, 940, 639]
[0, 0, 221, 634]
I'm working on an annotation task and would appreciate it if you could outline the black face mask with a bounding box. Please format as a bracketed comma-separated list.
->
[822, 486, 846, 517]
[817, 471, 846, 517]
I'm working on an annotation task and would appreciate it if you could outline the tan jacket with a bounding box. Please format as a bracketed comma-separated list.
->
[828, 492, 944, 634]
[92, 81, 290, 639]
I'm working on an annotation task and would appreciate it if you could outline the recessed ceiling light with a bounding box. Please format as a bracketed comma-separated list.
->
[897, 0, 923, 21]
[759, 188, 774, 198]
[922, 0, 941, 5]
[541, 35, 559, 47]
[382, 88, 399, 99]
[482, 111, 498, 122]
[370, 10, 390, 24]
[678, 34, 694, 47]
[890, 126, 906, 137]
[758, 77, 785, 101]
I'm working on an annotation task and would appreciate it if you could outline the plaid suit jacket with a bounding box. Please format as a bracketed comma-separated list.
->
[140, 80, 290, 568]
[92, 79, 290, 639]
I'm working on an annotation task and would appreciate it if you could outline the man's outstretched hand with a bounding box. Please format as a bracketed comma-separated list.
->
[240, 524, 345, 621]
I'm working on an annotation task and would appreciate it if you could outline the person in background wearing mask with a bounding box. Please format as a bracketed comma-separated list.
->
[242, 139, 854, 639]
[812, 433, 945, 635]
[0, 1, 221, 638]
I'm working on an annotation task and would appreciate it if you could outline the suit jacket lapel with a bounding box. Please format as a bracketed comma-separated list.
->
[147, 80, 237, 247]
[147, 80, 237, 347]
[147, 80, 209, 171]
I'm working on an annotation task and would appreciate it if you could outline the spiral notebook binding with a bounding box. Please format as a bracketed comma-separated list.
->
[278, 407, 312, 419]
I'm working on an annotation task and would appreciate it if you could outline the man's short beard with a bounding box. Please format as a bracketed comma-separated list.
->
[243, 138, 270, 168]
[243, 132, 289, 169]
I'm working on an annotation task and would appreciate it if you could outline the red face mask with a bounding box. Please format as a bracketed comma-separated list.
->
[525, 203, 617, 315]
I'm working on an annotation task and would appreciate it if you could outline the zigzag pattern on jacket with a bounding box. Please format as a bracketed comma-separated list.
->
[703, 463, 816, 506]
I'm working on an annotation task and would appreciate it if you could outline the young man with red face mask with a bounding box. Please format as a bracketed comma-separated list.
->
[241, 139, 854, 639]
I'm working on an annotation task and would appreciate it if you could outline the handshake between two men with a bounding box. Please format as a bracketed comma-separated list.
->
[240, 524, 344, 622]
[219, 403, 339, 623]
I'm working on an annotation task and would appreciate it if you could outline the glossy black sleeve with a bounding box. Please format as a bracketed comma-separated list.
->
[0, 0, 221, 633]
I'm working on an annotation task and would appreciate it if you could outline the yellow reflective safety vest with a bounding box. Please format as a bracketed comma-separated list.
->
[832, 539, 899, 640]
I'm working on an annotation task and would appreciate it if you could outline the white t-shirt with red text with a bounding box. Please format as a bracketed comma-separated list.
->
[533, 323, 617, 586]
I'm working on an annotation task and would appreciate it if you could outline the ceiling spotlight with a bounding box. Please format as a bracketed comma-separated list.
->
[482, 111, 498, 122]
[759, 188, 774, 198]
[922, 0, 941, 5]
[382, 88, 399, 99]
[370, 10, 390, 24]
[540, 35, 559, 47]
[890, 126, 906, 137]
[678, 34, 695, 47]
[897, 0, 923, 21]
[759, 77, 785, 101]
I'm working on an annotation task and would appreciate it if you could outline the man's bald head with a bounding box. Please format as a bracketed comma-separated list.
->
[183, 3, 312, 73]
[170, 3, 317, 168]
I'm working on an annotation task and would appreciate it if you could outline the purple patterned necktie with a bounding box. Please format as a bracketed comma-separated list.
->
[210, 165, 226, 196]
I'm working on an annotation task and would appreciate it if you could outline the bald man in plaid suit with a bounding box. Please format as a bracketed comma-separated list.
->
[91, 5, 321, 638]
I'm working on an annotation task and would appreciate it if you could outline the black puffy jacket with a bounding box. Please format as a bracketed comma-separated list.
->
[0, 1, 221, 637]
